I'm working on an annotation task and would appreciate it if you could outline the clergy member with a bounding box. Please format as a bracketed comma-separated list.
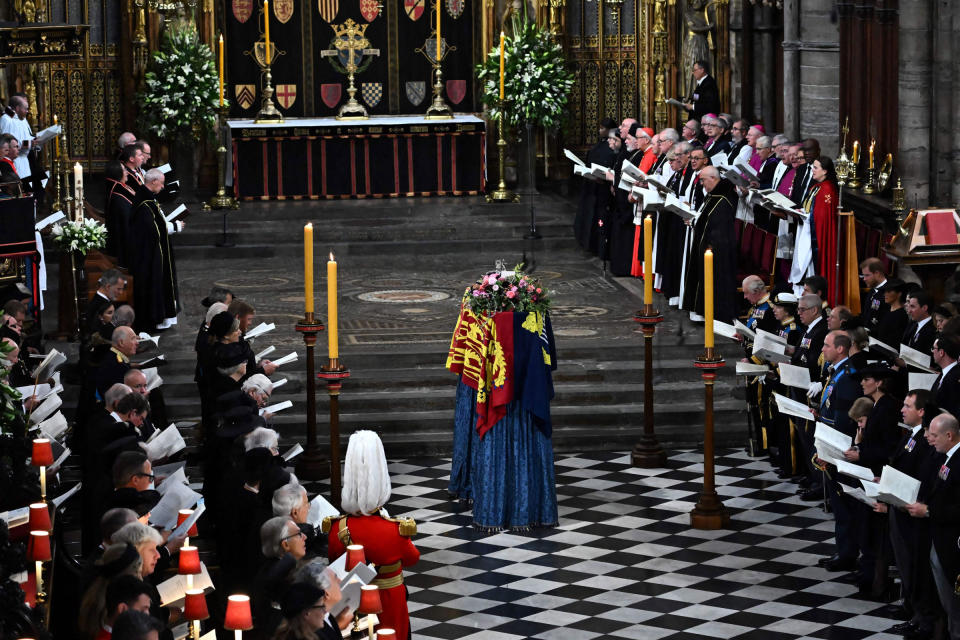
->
[128, 168, 183, 332]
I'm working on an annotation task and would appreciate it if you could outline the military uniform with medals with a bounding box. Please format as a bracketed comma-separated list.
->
[742, 293, 778, 453]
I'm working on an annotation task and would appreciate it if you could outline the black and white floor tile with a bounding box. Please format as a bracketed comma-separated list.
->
[380, 449, 904, 640]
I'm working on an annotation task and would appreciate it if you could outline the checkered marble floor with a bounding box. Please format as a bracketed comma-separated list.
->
[380, 449, 906, 640]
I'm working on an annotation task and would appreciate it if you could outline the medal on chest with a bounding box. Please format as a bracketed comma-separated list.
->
[871, 299, 880, 310]
[939, 464, 950, 481]
[905, 438, 916, 452]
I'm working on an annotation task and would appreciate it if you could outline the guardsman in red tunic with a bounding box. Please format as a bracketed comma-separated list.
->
[323, 430, 419, 640]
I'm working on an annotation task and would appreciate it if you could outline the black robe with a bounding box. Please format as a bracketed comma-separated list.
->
[574, 138, 616, 255]
[105, 178, 135, 266]
[682, 179, 738, 322]
[608, 148, 644, 276]
[656, 166, 687, 299]
[129, 185, 179, 331]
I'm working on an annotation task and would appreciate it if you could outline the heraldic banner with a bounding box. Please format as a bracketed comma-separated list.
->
[224, 0, 475, 117]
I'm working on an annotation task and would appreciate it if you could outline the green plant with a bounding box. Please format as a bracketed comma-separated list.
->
[476, 18, 574, 129]
[138, 23, 220, 142]
[50, 219, 107, 255]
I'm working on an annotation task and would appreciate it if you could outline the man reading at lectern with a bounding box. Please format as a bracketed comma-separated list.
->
[684, 60, 721, 123]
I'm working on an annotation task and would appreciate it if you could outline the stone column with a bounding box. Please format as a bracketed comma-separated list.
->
[898, 0, 931, 208]
[782, 0, 800, 141]
[931, 0, 956, 207]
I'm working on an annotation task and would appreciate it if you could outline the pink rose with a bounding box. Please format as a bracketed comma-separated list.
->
[536, 288, 542, 293]
[492, 284, 499, 291]
[506, 290, 516, 298]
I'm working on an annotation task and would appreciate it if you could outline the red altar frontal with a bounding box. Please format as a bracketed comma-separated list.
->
[228, 115, 486, 201]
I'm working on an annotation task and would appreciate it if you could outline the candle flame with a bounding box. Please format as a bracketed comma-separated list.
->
[329, 252, 335, 261]
[305, 222, 312, 229]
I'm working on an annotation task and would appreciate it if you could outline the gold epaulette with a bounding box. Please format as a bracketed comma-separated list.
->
[320, 514, 345, 535]
[384, 516, 417, 537]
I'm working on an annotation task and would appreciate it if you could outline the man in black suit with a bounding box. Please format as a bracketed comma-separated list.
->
[932, 333, 960, 418]
[859, 257, 889, 332]
[789, 295, 830, 500]
[902, 289, 937, 355]
[906, 413, 960, 639]
[683, 60, 721, 122]
[94, 325, 139, 400]
[885, 390, 941, 639]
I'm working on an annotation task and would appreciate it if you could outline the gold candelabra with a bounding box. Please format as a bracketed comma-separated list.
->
[486, 100, 519, 202]
[892, 177, 906, 214]
[255, 43, 284, 123]
[204, 105, 240, 211]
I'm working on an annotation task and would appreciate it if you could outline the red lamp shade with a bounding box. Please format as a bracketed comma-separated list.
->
[183, 589, 210, 621]
[358, 585, 383, 615]
[28, 503, 51, 532]
[177, 509, 199, 536]
[27, 530, 51, 562]
[178, 546, 201, 575]
[224, 594, 253, 631]
[376, 630, 396, 639]
[345, 544, 366, 571]
[31, 439, 53, 467]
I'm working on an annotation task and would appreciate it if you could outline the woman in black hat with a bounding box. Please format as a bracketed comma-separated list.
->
[271, 582, 328, 640]
[843, 363, 900, 598]
[875, 278, 909, 350]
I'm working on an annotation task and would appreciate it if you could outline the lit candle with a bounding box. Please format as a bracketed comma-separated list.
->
[304, 223, 314, 315]
[328, 253, 338, 360]
[435, 0, 441, 62]
[885, 152, 892, 166]
[74, 162, 82, 195]
[499, 31, 505, 100]
[53, 115, 59, 157]
[264, 0, 270, 63]
[219, 34, 225, 106]
[852, 140, 859, 164]
[704, 249, 714, 349]
[869, 139, 875, 169]
[643, 215, 653, 305]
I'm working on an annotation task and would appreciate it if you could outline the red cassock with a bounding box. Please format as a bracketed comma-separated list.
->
[327, 514, 420, 640]
[810, 180, 838, 303]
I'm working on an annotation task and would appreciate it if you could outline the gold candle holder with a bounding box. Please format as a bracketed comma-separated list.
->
[204, 105, 240, 211]
[255, 43, 284, 123]
[862, 167, 876, 195]
[847, 160, 860, 190]
[485, 101, 519, 203]
[425, 61, 453, 120]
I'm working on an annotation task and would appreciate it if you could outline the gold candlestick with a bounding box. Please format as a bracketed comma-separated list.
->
[204, 105, 240, 211]
[255, 41, 284, 123]
[486, 100, 519, 202]
[847, 159, 860, 190]
[425, 61, 453, 119]
[862, 167, 876, 195]
[690, 349, 730, 530]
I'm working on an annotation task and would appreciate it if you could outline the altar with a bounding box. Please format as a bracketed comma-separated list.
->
[228, 114, 486, 201]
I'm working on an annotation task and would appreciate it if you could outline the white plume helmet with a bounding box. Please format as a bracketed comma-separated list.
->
[341, 429, 391, 516]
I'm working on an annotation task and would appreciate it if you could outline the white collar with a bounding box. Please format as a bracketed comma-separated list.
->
[875, 279, 887, 292]
[805, 316, 822, 331]
[832, 356, 849, 370]
[942, 361, 958, 378]
[97, 291, 110, 301]
[696, 75, 706, 86]
[915, 316, 931, 332]
[109, 411, 124, 423]
[243, 483, 259, 494]
[945, 440, 960, 463]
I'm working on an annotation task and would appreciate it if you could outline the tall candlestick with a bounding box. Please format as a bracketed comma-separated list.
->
[328, 253, 338, 360]
[435, 0, 441, 61]
[643, 215, 653, 305]
[704, 249, 714, 349]
[852, 140, 859, 164]
[869, 139, 875, 169]
[53, 115, 59, 157]
[74, 162, 82, 196]
[264, 0, 270, 62]
[499, 31, 505, 100]
[219, 34, 225, 106]
[304, 223, 314, 315]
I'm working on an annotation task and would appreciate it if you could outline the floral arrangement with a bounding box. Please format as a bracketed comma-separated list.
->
[138, 23, 220, 142]
[476, 18, 574, 130]
[51, 218, 107, 255]
[466, 268, 551, 316]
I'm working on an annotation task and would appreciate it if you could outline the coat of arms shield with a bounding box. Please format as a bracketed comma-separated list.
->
[445, 0, 464, 18]
[276, 84, 297, 109]
[274, 0, 293, 22]
[404, 0, 424, 21]
[317, 0, 338, 23]
[359, 0, 379, 21]
[232, 0, 252, 22]
[235, 84, 256, 109]
[321, 83, 342, 108]
[361, 82, 382, 107]
[446, 79, 466, 105]
[405, 81, 426, 106]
